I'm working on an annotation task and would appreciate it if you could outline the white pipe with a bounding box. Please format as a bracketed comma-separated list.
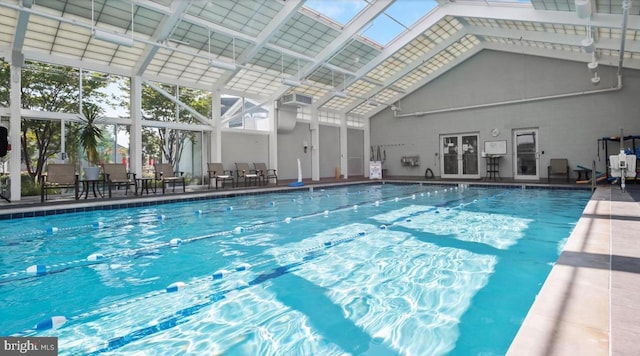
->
[394, 83, 622, 118]
[618, 0, 630, 77]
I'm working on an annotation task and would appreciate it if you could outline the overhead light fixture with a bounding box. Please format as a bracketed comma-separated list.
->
[581, 37, 595, 53]
[282, 78, 302, 87]
[575, 0, 592, 19]
[93, 29, 134, 47]
[209, 59, 237, 71]
[91, 0, 135, 47]
[367, 100, 379, 107]
[207, 29, 237, 71]
[334, 91, 348, 99]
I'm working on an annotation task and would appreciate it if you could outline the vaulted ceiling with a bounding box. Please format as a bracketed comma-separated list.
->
[0, 0, 638, 118]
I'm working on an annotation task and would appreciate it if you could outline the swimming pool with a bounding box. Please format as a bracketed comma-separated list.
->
[0, 183, 592, 355]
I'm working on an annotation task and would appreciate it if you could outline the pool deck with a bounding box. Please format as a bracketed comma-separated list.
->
[508, 184, 640, 356]
[1, 177, 638, 355]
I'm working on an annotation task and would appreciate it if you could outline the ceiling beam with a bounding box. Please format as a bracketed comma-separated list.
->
[339, 30, 473, 113]
[217, 0, 304, 85]
[363, 45, 482, 118]
[441, 3, 640, 30]
[266, 1, 393, 106]
[467, 25, 640, 53]
[134, 0, 193, 76]
[10, 0, 32, 66]
[484, 41, 640, 70]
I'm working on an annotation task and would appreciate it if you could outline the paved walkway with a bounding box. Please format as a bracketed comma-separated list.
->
[508, 184, 640, 355]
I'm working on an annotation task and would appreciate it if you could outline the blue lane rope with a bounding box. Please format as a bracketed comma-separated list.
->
[16, 228, 373, 339]
[2, 186, 489, 286]
[15, 184, 504, 341]
[0, 185, 443, 283]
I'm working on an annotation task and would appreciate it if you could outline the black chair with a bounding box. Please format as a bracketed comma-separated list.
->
[235, 162, 259, 187]
[154, 163, 186, 193]
[40, 163, 79, 202]
[103, 163, 137, 197]
[548, 158, 569, 183]
[207, 163, 234, 189]
[253, 162, 277, 186]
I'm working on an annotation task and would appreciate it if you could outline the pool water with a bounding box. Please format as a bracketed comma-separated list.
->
[0, 184, 592, 355]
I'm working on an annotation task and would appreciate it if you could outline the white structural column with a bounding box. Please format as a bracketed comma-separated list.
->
[211, 89, 222, 162]
[364, 117, 371, 178]
[268, 101, 277, 170]
[9, 64, 21, 200]
[310, 106, 320, 181]
[340, 112, 348, 179]
[130, 76, 143, 178]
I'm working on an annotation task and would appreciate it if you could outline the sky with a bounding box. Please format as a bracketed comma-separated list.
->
[304, 0, 438, 46]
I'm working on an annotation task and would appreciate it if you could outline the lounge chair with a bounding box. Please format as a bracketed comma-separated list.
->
[253, 162, 277, 186]
[154, 163, 186, 193]
[207, 163, 234, 189]
[103, 163, 137, 197]
[40, 163, 79, 202]
[235, 162, 259, 187]
[548, 158, 569, 183]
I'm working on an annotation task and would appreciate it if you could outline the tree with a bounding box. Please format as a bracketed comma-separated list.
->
[0, 61, 112, 181]
[115, 79, 212, 173]
[140, 83, 209, 168]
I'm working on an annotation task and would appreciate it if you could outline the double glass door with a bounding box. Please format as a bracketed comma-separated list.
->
[441, 133, 480, 179]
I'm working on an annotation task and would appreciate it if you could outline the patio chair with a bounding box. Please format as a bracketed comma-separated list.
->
[235, 162, 259, 187]
[103, 163, 137, 197]
[40, 163, 79, 202]
[154, 163, 186, 193]
[253, 162, 277, 186]
[547, 158, 569, 183]
[207, 163, 234, 189]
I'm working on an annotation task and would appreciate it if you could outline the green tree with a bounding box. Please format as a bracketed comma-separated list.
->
[116, 79, 212, 173]
[0, 61, 112, 181]
[140, 83, 209, 169]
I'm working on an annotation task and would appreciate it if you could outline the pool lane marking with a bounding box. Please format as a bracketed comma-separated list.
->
[16, 229, 371, 341]
[3, 184, 417, 239]
[0, 185, 447, 283]
[18, 186, 502, 341]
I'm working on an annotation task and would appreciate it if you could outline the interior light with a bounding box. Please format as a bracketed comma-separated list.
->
[575, 0, 592, 19]
[93, 29, 134, 47]
[334, 91, 348, 98]
[282, 78, 302, 87]
[209, 59, 237, 71]
[581, 37, 595, 53]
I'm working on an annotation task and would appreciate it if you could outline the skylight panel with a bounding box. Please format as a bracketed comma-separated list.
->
[305, 0, 437, 46]
[303, 0, 367, 25]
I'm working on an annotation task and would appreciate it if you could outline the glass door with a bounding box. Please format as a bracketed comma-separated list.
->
[441, 133, 480, 179]
[513, 128, 539, 180]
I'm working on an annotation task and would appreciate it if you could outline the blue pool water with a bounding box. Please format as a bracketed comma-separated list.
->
[0, 184, 592, 355]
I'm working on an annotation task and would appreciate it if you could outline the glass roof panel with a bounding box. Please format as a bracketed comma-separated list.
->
[345, 79, 377, 98]
[372, 87, 403, 105]
[292, 83, 332, 100]
[327, 39, 381, 72]
[303, 0, 367, 25]
[361, 0, 437, 46]
[272, 12, 339, 57]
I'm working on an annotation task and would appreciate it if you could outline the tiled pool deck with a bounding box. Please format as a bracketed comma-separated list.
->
[1, 179, 638, 355]
[508, 184, 640, 356]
